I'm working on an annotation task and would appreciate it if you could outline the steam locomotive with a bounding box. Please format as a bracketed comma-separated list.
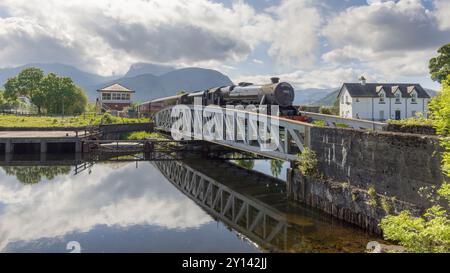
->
[138, 78, 308, 121]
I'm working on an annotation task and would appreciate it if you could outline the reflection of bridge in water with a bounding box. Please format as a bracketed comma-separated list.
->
[153, 158, 291, 251]
[0, 151, 376, 252]
[151, 155, 375, 252]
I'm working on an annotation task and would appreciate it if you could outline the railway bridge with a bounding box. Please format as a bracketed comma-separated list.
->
[154, 105, 387, 161]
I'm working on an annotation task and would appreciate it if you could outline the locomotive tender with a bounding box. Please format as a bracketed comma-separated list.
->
[138, 78, 307, 121]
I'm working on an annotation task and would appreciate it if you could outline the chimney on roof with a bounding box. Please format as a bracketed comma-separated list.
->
[359, 76, 367, 85]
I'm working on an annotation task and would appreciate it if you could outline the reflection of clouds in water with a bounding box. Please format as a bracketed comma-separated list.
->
[0, 163, 212, 251]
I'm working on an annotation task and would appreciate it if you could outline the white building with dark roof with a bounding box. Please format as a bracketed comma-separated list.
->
[97, 83, 135, 112]
[337, 77, 431, 121]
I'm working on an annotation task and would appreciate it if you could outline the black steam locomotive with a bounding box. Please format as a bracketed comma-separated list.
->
[138, 78, 308, 121]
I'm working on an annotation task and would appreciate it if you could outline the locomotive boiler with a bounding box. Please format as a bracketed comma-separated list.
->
[139, 78, 308, 121]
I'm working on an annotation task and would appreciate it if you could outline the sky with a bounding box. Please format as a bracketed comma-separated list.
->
[0, 0, 449, 90]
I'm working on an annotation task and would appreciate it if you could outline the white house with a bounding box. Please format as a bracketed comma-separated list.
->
[337, 77, 430, 121]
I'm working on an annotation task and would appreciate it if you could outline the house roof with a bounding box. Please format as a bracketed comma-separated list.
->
[97, 83, 135, 93]
[337, 83, 430, 99]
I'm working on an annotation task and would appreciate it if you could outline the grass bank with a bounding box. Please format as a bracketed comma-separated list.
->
[121, 131, 167, 140]
[0, 113, 149, 128]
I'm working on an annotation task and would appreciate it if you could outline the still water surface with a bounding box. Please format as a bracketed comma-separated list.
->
[0, 158, 379, 253]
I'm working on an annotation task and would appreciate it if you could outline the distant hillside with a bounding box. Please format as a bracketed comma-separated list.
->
[124, 63, 175, 78]
[90, 67, 233, 102]
[313, 89, 340, 106]
[0, 63, 118, 92]
[312, 87, 439, 107]
[293, 88, 336, 106]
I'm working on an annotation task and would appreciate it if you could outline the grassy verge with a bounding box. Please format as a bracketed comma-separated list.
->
[121, 131, 167, 140]
[0, 113, 149, 128]
[387, 117, 434, 127]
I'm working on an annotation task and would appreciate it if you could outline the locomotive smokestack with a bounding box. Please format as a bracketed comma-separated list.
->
[271, 77, 280, 84]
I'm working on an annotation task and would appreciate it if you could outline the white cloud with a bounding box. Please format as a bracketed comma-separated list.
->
[252, 59, 264, 65]
[0, 0, 259, 76]
[266, 0, 323, 70]
[434, 0, 450, 30]
[321, 0, 450, 78]
[233, 66, 378, 89]
[0, 163, 211, 251]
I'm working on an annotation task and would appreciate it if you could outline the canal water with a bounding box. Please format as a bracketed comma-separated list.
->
[0, 156, 380, 253]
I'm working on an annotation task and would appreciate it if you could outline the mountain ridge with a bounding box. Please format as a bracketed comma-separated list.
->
[0, 63, 233, 102]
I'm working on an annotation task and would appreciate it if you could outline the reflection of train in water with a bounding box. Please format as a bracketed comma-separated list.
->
[138, 78, 309, 122]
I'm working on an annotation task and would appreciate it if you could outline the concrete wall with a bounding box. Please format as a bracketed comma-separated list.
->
[308, 126, 444, 208]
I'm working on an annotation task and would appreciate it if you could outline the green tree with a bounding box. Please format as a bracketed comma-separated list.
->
[429, 43, 450, 83]
[270, 159, 283, 178]
[2, 166, 71, 184]
[380, 74, 450, 253]
[4, 68, 45, 113]
[0, 90, 5, 106]
[429, 75, 450, 175]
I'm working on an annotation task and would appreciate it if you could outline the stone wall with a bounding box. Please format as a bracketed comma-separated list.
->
[99, 123, 153, 139]
[287, 169, 421, 234]
[308, 127, 445, 208]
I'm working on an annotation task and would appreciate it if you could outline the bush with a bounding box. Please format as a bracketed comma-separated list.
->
[122, 131, 164, 140]
[100, 113, 115, 125]
[297, 148, 318, 176]
[312, 120, 327, 127]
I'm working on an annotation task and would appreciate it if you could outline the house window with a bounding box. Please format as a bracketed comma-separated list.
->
[411, 93, 417, 103]
[355, 98, 360, 102]
[395, 93, 401, 104]
[102, 93, 111, 100]
[379, 92, 385, 103]
[379, 110, 385, 121]
[112, 93, 121, 100]
[345, 95, 350, 104]
[412, 110, 417, 117]
[121, 93, 129, 100]
[341, 95, 344, 104]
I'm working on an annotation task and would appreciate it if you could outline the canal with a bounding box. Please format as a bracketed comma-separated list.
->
[0, 154, 380, 253]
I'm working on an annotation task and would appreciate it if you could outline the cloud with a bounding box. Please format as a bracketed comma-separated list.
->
[233, 66, 378, 89]
[265, 0, 323, 70]
[321, 0, 450, 77]
[0, 0, 257, 75]
[252, 59, 264, 65]
[0, 163, 211, 251]
[434, 0, 450, 30]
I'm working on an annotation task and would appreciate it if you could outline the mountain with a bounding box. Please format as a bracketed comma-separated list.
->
[313, 90, 340, 106]
[0, 63, 118, 91]
[159, 68, 232, 94]
[293, 88, 337, 106]
[90, 67, 233, 102]
[124, 63, 175, 78]
[1, 63, 233, 102]
[312, 87, 439, 107]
